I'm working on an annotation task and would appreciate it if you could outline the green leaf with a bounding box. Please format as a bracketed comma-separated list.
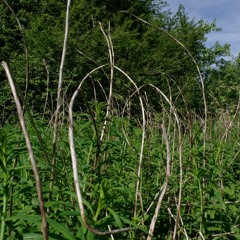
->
[107, 207, 123, 229]
[47, 217, 76, 240]
[207, 226, 221, 231]
[23, 233, 44, 240]
[120, 216, 147, 233]
[213, 189, 226, 210]
[23, 233, 60, 240]
[94, 215, 111, 226]
[44, 201, 65, 208]
[64, 191, 94, 216]
[87, 230, 95, 240]
[5, 215, 42, 223]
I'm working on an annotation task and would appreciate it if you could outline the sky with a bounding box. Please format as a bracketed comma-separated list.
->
[167, 0, 240, 58]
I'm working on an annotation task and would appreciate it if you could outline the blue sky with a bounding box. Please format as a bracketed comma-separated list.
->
[167, 0, 240, 58]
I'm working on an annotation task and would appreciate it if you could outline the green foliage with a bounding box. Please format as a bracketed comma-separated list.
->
[0, 109, 240, 239]
[0, 0, 232, 121]
[207, 54, 240, 110]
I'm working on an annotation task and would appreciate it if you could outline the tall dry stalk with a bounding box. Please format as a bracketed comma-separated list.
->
[50, 0, 71, 197]
[147, 123, 171, 240]
[1, 61, 48, 240]
[146, 84, 183, 238]
[120, 82, 185, 237]
[99, 23, 115, 142]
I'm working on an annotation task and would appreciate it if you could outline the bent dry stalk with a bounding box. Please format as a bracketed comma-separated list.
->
[68, 65, 136, 235]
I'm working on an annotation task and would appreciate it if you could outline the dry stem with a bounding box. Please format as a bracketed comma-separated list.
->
[50, 0, 71, 197]
[68, 65, 135, 235]
[1, 61, 48, 240]
[147, 124, 171, 240]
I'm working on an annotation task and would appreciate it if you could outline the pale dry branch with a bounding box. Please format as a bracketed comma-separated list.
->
[51, 0, 71, 196]
[211, 230, 238, 237]
[68, 65, 135, 235]
[147, 124, 171, 240]
[113, 66, 146, 219]
[145, 84, 183, 239]
[99, 23, 115, 142]
[122, 16, 207, 236]
[122, 12, 207, 158]
[144, 185, 164, 217]
[1, 61, 48, 240]
[199, 231, 206, 240]
[119, 82, 184, 235]
[42, 58, 50, 116]
[167, 207, 189, 240]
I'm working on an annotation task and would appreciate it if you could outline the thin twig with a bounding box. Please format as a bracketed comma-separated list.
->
[2, 0, 29, 101]
[42, 59, 50, 117]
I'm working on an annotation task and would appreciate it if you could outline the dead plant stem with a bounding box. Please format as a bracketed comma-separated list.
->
[50, 0, 71, 198]
[1, 61, 48, 240]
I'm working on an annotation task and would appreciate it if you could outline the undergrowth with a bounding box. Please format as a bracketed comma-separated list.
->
[0, 109, 239, 239]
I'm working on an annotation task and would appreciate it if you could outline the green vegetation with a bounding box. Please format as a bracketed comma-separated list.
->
[0, 0, 239, 239]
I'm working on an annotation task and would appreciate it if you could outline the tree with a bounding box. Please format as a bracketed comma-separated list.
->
[207, 54, 240, 110]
